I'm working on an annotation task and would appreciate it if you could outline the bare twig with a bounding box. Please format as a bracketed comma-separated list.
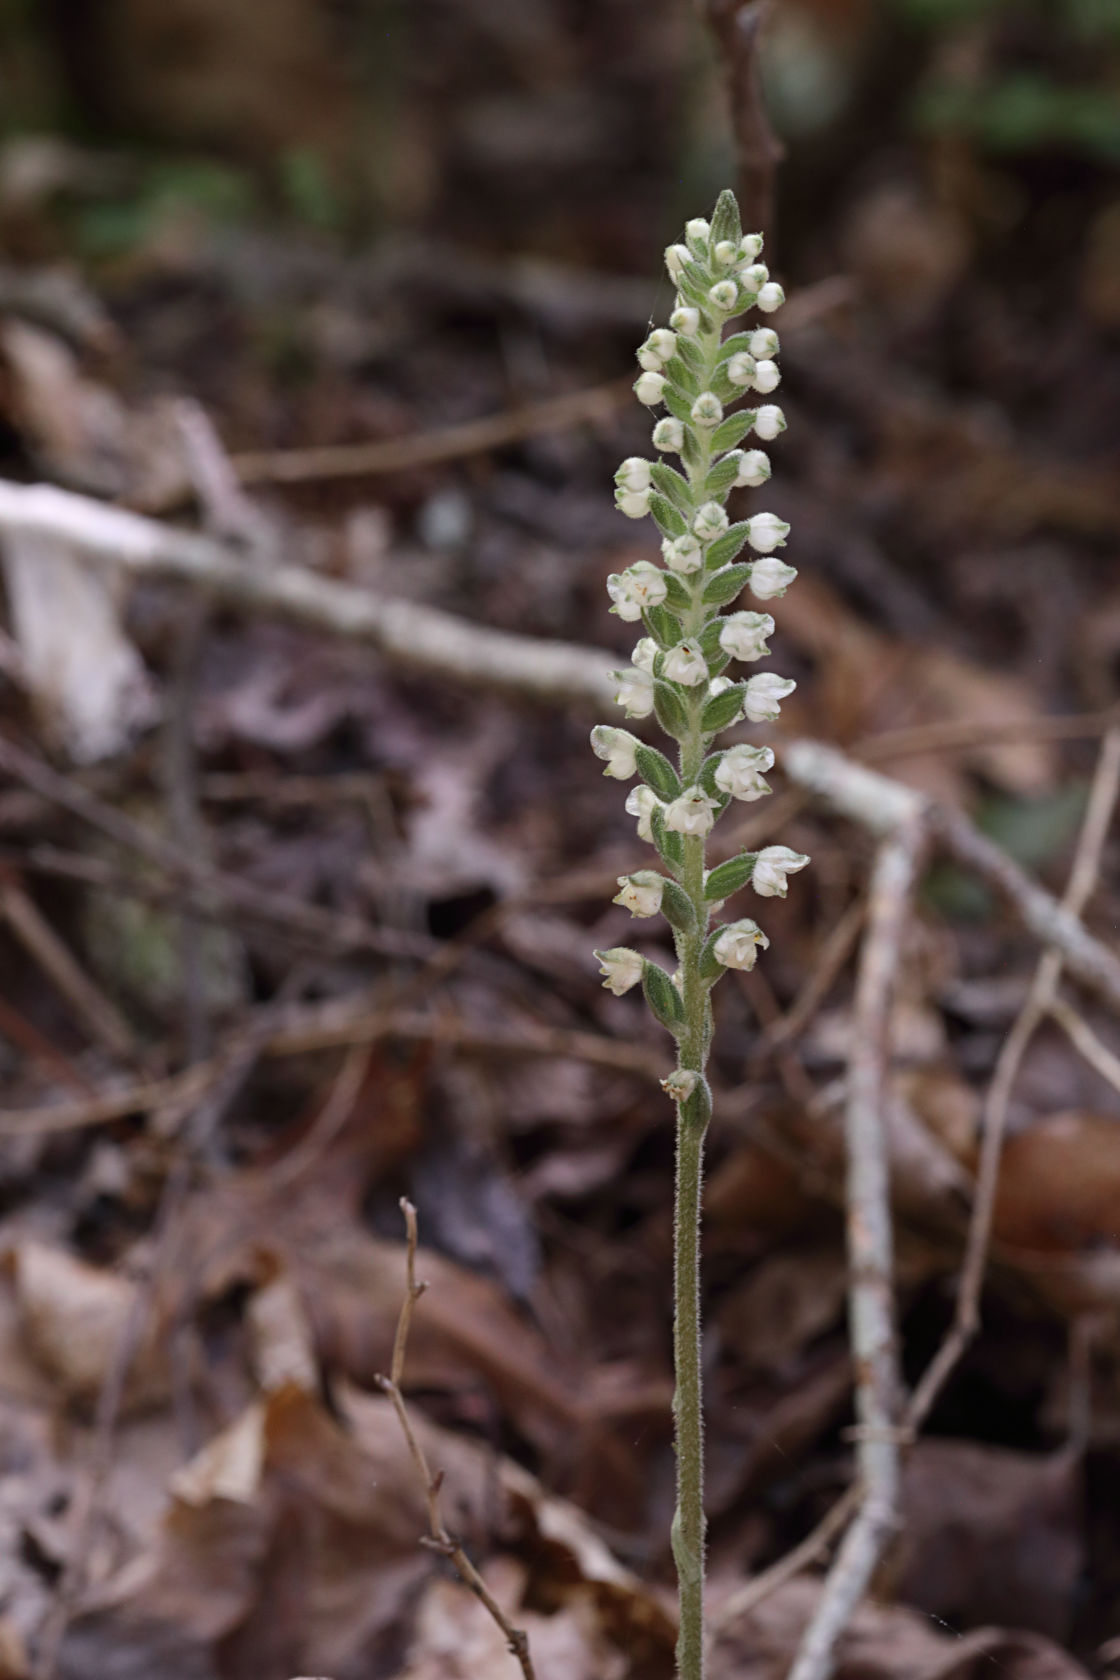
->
[855, 709, 1117, 763]
[784, 818, 924, 1680]
[1047, 992, 1120, 1098]
[712, 1487, 860, 1631]
[702, 0, 785, 243]
[231, 378, 629, 486]
[377, 1199, 536, 1680]
[908, 724, 1120, 1430]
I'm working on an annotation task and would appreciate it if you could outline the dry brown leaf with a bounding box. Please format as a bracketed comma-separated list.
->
[993, 1111, 1120, 1253]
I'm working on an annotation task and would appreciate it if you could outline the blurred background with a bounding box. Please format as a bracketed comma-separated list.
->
[0, 2, 1118, 1678]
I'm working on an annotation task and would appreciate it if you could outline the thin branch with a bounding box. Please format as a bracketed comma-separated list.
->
[908, 724, 1120, 1430]
[784, 818, 923, 1680]
[1047, 992, 1120, 1098]
[377, 1199, 536, 1680]
[702, 0, 785, 243]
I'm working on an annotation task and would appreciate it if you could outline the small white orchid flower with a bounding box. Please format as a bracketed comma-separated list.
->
[751, 359, 781, 394]
[753, 404, 787, 441]
[616, 457, 652, 491]
[734, 449, 771, 488]
[739, 262, 769, 292]
[737, 233, 764, 264]
[751, 845, 811, 898]
[690, 391, 723, 427]
[662, 640, 709, 687]
[727, 352, 757, 388]
[693, 501, 729, 541]
[664, 243, 690, 279]
[749, 556, 798, 599]
[635, 370, 666, 406]
[664, 786, 720, 836]
[719, 610, 774, 662]
[748, 327, 779, 359]
[669, 306, 701, 337]
[596, 947, 645, 995]
[714, 743, 775, 802]
[612, 666, 655, 718]
[615, 487, 651, 519]
[625, 783, 662, 842]
[743, 672, 796, 722]
[653, 416, 685, 452]
[614, 871, 665, 918]
[607, 561, 668, 621]
[713, 919, 770, 970]
[685, 217, 710, 251]
[708, 280, 739, 312]
[662, 1068, 700, 1101]
[590, 725, 640, 780]
[631, 637, 658, 673]
[746, 512, 790, 553]
[662, 533, 703, 574]
[757, 282, 785, 313]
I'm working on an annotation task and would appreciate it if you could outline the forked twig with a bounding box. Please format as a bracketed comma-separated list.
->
[377, 1199, 536, 1680]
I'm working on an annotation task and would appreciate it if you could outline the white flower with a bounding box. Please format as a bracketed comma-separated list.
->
[590, 725, 639, 780]
[653, 417, 684, 452]
[662, 533, 703, 574]
[737, 233, 764, 264]
[637, 344, 664, 372]
[662, 1068, 700, 1101]
[713, 240, 738, 269]
[751, 845, 811, 898]
[691, 391, 723, 427]
[596, 947, 645, 995]
[662, 640, 709, 687]
[613, 666, 655, 717]
[734, 449, 771, 488]
[635, 371, 666, 406]
[743, 672, 796, 721]
[614, 871, 664, 918]
[713, 918, 770, 971]
[607, 561, 668, 621]
[669, 305, 701, 337]
[693, 501, 729, 540]
[740, 262, 769, 292]
[753, 404, 787, 441]
[708, 280, 739, 312]
[749, 556, 798, 599]
[714, 743, 775, 802]
[615, 488, 651, 519]
[625, 783, 662, 842]
[648, 328, 677, 361]
[685, 217, 710, 251]
[632, 637, 658, 673]
[749, 327, 779, 359]
[665, 243, 690, 279]
[616, 457, 652, 491]
[727, 352, 757, 387]
[752, 359, 781, 394]
[664, 786, 720, 836]
[746, 511, 790, 553]
[719, 610, 774, 662]
[757, 282, 785, 313]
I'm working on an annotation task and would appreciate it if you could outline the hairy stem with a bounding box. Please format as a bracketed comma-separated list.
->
[670, 330, 720, 1680]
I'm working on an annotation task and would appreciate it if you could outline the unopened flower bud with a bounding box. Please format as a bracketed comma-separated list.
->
[614, 871, 665, 918]
[749, 327, 779, 359]
[719, 610, 775, 662]
[743, 671, 796, 721]
[625, 783, 662, 842]
[632, 637, 658, 673]
[693, 501, 730, 540]
[727, 352, 757, 387]
[757, 282, 785, 313]
[685, 217, 710, 254]
[590, 725, 640, 780]
[739, 262, 769, 293]
[734, 448, 771, 487]
[752, 359, 781, 394]
[746, 511, 790, 553]
[616, 456, 652, 491]
[664, 243, 690, 279]
[652, 416, 685, 453]
[738, 233, 764, 264]
[664, 786, 720, 836]
[607, 561, 668, 620]
[612, 666, 655, 717]
[634, 371, 666, 406]
[662, 533, 703, 574]
[669, 305, 701, 337]
[662, 639, 709, 687]
[662, 1068, 700, 1101]
[712, 240, 738, 269]
[637, 344, 665, 372]
[751, 845, 810, 898]
[708, 280, 739, 312]
[714, 743, 775, 802]
[648, 328, 677, 361]
[713, 918, 769, 971]
[749, 556, 798, 599]
[615, 487, 651, 519]
[753, 404, 787, 441]
[596, 946, 645, 995]
[691, 391, 723, 427]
